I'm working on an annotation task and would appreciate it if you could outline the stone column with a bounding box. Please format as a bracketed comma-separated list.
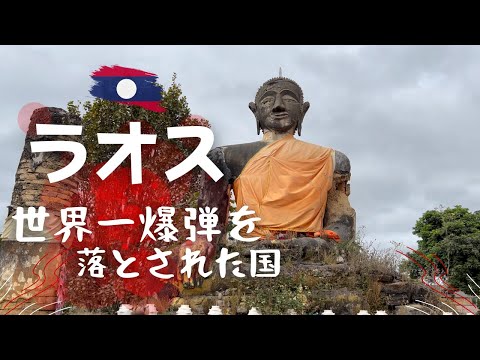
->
[0, 107, 81, 315]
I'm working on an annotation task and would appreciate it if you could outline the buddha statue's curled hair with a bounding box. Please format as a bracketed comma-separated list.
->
[254, 77, 304, 104]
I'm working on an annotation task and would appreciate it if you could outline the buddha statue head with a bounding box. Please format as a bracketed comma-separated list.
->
[249, 76, 310, 136]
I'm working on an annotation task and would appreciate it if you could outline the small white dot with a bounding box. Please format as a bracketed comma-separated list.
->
[116, 79, 137, 99]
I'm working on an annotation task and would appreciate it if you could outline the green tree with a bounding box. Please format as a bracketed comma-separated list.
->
[405, 205, 480, 293]
[68, 73, 191, 164]
[67, 72, 212, 210]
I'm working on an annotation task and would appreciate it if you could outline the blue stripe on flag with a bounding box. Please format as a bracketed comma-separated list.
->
[90, 76, 162, 102]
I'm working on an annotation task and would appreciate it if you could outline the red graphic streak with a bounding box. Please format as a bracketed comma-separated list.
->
[397, 249, 477, 314]
[426, 254, 456, 292]
[63, 161, 182, 304]
[407, 247, 452, 293]
[21, 250, 78, 312]
[2, 252, 49, 310]
[397, 250, 457, 310]
[91, 65, 157, 77]
[118, 101, 165, 113]
[4, 249, 66, 314]
[433, 254, 459, 292]
[17, 250, 69, 314]
[16, 252, 67, 313]
[4, 251, 64, 313]
[433, 253, 478, 311]
[407, 246, 477, 312]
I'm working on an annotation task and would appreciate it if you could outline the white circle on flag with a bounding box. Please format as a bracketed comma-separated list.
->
[116, 79, 137, 99]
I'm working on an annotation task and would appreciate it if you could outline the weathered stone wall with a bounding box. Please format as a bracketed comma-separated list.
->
[0, 242, 62, 315]
[0, 107, 81, 314]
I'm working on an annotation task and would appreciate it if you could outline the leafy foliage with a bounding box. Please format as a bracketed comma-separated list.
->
[67, 73, 191, 164]
[64, 73, 213, 310]
[404, 205, 480, 293]
[244, 276, 309, 315]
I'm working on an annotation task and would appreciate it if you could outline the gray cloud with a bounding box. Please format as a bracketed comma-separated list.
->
[1, 45, 479, 250]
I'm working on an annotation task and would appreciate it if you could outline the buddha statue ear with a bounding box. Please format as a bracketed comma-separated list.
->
[249, 102, 261, 135]
[297, 101, 310, 136]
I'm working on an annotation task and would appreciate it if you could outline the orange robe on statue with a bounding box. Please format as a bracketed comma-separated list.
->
[233, 134, 334, 239]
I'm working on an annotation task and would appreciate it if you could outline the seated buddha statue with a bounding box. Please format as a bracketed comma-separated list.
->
[179, 74, 356, 285]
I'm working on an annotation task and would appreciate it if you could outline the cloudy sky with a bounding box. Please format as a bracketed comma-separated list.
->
[1, 45, 479, 249]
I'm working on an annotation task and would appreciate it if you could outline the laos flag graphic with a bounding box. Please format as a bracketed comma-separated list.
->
[89, 65, 166, 113]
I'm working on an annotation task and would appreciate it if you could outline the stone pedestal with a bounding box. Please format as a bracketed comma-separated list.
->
[174, 237, 433, 315]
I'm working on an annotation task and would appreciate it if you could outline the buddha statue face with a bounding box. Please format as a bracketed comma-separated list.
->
[249, 78, 310, 136]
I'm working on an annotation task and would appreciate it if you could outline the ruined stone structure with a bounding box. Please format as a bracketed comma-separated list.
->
[0, 108, 81, 314]
[172, 236, 433, 315]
